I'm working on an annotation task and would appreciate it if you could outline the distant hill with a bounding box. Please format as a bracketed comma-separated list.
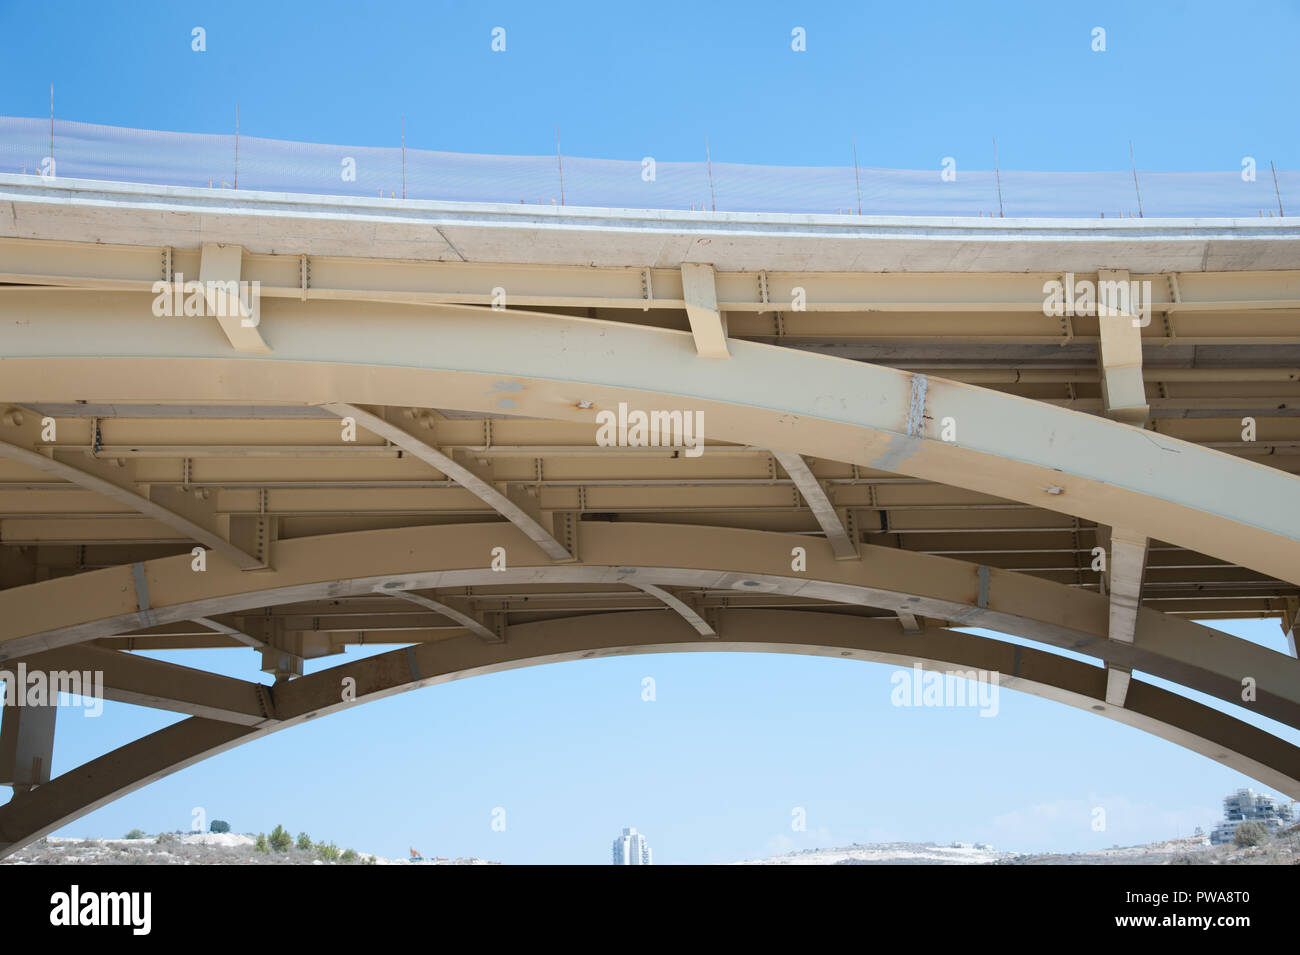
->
[739, 827, 1300, 865]
[12, 826, 1298, 865]
[737, 842, 1005, 865]
[0, 832, 500, 866]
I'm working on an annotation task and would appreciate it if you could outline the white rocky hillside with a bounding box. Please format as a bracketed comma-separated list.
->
[0, 832, 499, 865]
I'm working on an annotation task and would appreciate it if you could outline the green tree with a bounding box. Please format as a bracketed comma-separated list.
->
[269, 824, 293, 852]
[297, 831, 312, 851]
[209, 820, 231, 834]
[316, 840, 340, 861]
[341, 848, 358, 864]
[1234, 821, 1268, 847]
[123, 828, 146, 840]
[255, 832, 269, 853]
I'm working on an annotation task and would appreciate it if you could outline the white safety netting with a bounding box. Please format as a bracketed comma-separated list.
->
[1, 116, 1293, 219]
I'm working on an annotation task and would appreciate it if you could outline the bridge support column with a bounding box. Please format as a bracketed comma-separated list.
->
[260, 647, 304, 682]
[1284, 598, 1300, 659]
[1095, 291, 1151, 708]
[245, 617, 306, 681]
[1096, 268, 1151, 426]
[1103, 527, 1149, 707]
[681, 263, 729, 358]
[0, 702, 57, 793]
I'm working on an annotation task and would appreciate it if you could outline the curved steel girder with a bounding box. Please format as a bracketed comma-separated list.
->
[0, 437, 263, 570]
[1, 522, 1297, 731]
[2, 609, 1297, 859]
[321, 401, 573, 561]
[1, 300, 1298, 584]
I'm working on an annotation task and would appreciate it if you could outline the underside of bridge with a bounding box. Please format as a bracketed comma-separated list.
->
[1, 176, 1299, 856]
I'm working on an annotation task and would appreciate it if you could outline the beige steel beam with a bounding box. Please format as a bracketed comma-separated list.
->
[4, 238, 1299, 315]
[10, 644, 275, 724]
[0, 714, 249, 855]
[1284, 598, 1300, 659]
[1094, 288, 1153, 704]
[1096, 269, 1150, 427]
[3, 609, 1299, 858]
[0, 702, 55, 792]
[771, 450, 858, 559]
[1, 521, 1297, 730]
[3, 304, 1298, 586]
[897, 610, 923, 633]
[320, 402, 572, 561]
[192, 616, 268, 650]
[681, 263, 730, 358]
[1101, 527, 1150, 707]
[630, 583, 716, 636]
[0, 418, 262, 570]
[384, 589, 503, 643]
[198, 242, 270, 353]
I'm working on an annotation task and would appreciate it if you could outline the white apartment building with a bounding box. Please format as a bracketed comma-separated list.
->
[612, 827, 653, 865]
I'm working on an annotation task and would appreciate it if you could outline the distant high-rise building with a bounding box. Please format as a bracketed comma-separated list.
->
[1209, 788, 1296, 845]
[612, 827, 653, 865]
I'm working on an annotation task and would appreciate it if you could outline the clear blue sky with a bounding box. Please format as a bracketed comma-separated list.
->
[2, 0, 1298, 863]
[3, 0, 1297, 172]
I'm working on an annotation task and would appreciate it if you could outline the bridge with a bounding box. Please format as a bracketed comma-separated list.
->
[1, 173, 1299, 856]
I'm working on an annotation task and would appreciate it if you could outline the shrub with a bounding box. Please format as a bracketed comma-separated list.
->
[316, 841, 340, 861]
[123, 829, 146, 840]
[341, 848, 358, 863]
[255, 833, 269, 853]
[297, 831, 312, 851]
[268, 825, 293, 852]
[209, 820, 231, 834]
[1234, 822, 1269, 847]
